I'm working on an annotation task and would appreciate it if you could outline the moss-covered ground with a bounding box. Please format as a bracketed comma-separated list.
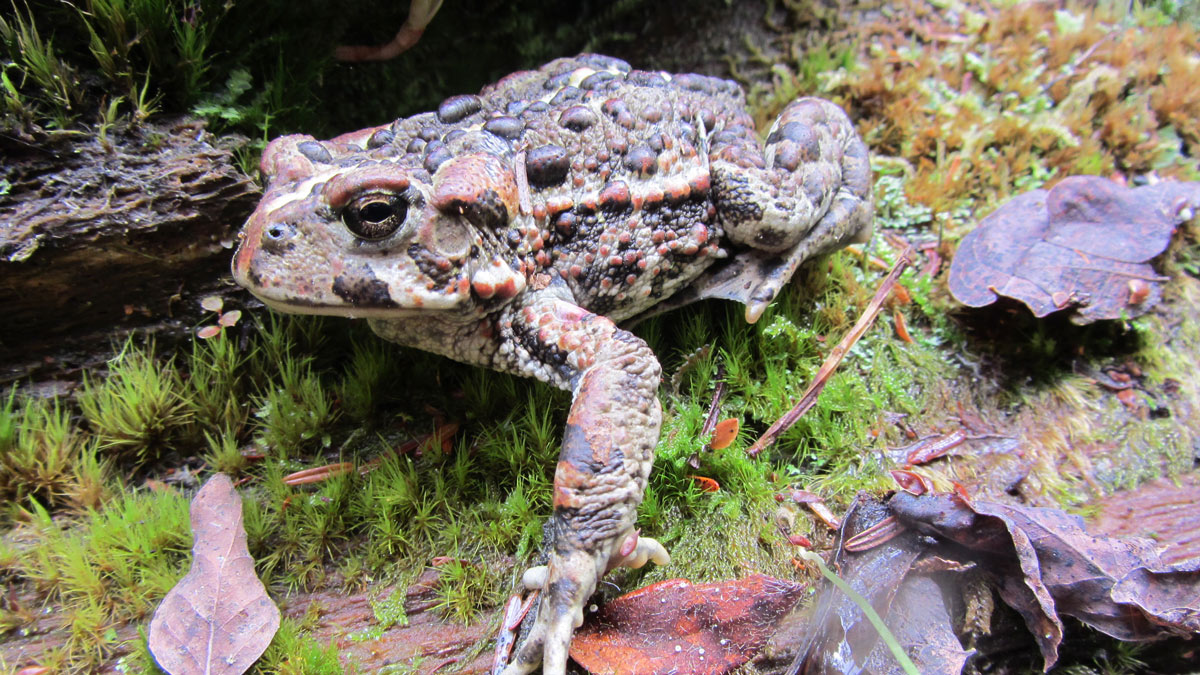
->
[2, 0, 1199, 672]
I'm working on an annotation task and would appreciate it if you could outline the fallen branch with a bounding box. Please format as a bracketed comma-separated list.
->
[746, 249, 914, 457]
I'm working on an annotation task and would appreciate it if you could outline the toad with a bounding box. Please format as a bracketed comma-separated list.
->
[232, 54, 872, 674]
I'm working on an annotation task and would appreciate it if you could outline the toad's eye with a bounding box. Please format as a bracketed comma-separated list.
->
[343, 194, 408, 240]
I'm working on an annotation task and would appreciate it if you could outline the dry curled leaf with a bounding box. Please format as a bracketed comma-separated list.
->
[149, 474, 280, 675]
[797, 498, 968, 675]
[948, 177, 1200, 323]
[888, 491, 1200, 669]
[570, 575, 805, 675]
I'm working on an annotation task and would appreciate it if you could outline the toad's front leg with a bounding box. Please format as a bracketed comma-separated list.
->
[498, 297, 668, 675]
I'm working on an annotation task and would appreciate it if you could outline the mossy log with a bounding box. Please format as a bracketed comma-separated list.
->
[0, 119, 260, 381]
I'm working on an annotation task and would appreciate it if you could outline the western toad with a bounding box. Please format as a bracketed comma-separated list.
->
[232, 54, 872, 674]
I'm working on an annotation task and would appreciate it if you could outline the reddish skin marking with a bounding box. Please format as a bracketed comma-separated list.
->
[553, 303, 588, 322]
[547, 197, 574, 214]
[431, 153, 518, 216]
[324, 168, 411, 210]
[688, 172, 711, 193]
[473, 281, 496, 299]
[1128, 278, 1151, 304]
[329, 124, 390, 146]
[619, 529, 640, 558]
[663, 179, 690, 202]
[906, 428, 967, 465]
[553, 461, 594, 508]
[234, 216, 263, 273]
[598, 181, 631, 208]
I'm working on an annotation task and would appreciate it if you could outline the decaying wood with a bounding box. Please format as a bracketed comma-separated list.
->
[0, 118, 260, 381]
[0, 566, 496, 673]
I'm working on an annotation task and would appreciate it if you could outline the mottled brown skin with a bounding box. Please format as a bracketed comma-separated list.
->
[232, 54, 872, 674]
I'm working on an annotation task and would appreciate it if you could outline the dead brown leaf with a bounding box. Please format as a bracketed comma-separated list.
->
[888, 491, 1200, 669]
[149, 474, 280, 675]
[794, 498, 969, 675]
[569, 575, 806, 675]
[948, 177, 1200, 323]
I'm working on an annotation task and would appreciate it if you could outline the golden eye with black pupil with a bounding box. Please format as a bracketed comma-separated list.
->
[343, 194, 408, 240]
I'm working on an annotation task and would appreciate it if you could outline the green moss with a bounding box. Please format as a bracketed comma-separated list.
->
[431, 558, 503, 625]
[78, 339, 189, 463]
[258, 618, 348, 675]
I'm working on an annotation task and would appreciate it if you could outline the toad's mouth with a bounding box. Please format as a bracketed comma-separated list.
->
[232, 256, 469, 319]
[238, 279, 468, 320]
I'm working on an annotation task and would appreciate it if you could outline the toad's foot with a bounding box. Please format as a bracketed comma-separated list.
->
[711, 97, 874, 322]
[519, 530, 671, 591]
[504, 534, 670, 675]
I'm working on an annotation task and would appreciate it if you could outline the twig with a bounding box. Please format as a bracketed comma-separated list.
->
[699, 363, 727, 439]
[746, 249, 914, 457]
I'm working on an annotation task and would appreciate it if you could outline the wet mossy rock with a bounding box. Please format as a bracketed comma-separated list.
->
[0, 119, 259, 378]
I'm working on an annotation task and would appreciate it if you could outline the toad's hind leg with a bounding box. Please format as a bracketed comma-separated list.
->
[498, 296, 668, 675]
[710, 97, 873, 323]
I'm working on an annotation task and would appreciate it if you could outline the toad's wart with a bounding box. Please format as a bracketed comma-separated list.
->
[233, 54, 872, 675]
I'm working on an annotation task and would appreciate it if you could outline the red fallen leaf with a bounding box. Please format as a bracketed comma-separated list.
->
[890, 469, 932, 495]
[787, 534, 812, 547]
[569, 575, 805, 675]
[807, 501, 841, 531]
[905, 428, 967, 465]
[689, 475, 720, 492]
[281, 462, 354, 485]
[149, 474, 280, 675]
[422, 422, 459, 454]
[843, 515, 906, 552]
[787, 489, 822, 504]
[709, 418, 739, 450]
[892, 308, 913, 343]
[888, 491, 1200, 669]
[948, 177, 1200, 324]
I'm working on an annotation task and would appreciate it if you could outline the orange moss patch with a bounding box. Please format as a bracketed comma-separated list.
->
[772, 1, 1200, 231]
